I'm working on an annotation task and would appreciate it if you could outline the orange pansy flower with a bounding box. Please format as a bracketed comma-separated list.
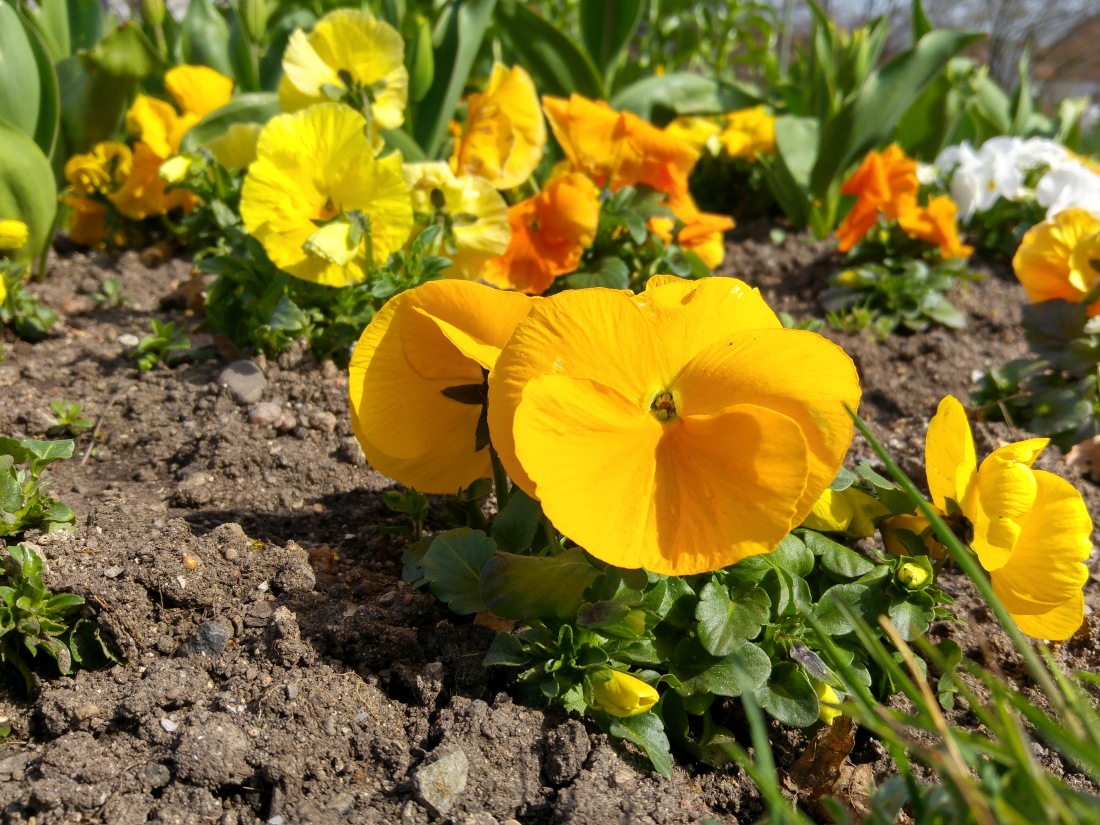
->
[897, 195, 973, 260]
[483, 172, 601, 295]
[542, 94, 698, 199]
[835, 144, 919, 252]
[649, 196, 734, 269]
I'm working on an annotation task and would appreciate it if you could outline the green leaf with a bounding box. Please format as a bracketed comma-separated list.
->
[180, 92, 278, 151]
[494, 0, 604, 100]
[770, 532, 815, 577]
[563, 257, 630, 290]
[181, 0, 233, 77]
[479, 546, 599, 620]
[810, 29, 983, 200]
[489, 486, 542, 553]
[83, 21, 161, 78]
[887, 596, 935, 641]
[11, 6, 61, 162]
[673, 640, 771, 698]
[695, 581, 770, 657]
[578, 0, 644, 81]
[421, 528, 497, 614]
[801, 530, 875, 579]
[609, 711, 672, 778]
[774, 116, 820, 188]
[0, 118, 57, 264]
[22, 438, 75, 467]
[413, 0, 496, 157]
[756, 662, 819, 728]
[67, 0, 104, 52]
[381, 127, 427, 162]
[483, 631, 528, 666]
[611, 72, 758, 123]
[812, 582, 873, 635]
[911, 0, 931, 43]
[0, 3, 43, 144]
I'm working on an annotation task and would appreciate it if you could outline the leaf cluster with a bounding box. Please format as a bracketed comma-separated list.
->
[0, 437, 75, 538]
[972, 298, 1100, 450]
[200, 224, 449, 366]
[0, 262, 59, 343]
[46, 401, 93, 439]
[0, 543, 116, 692]
[397, 470, 951, 776]
[130, 319, 194, 371]
[824, 256, 976, 339]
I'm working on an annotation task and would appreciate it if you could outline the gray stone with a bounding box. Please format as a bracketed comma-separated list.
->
[413, 749, 469, 817]
[172, 718, 252, 787]
[219, 360, 266, 405]
[177, 619, 232, 658]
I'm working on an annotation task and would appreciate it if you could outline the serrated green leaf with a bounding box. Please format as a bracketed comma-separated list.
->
[695, 581, 770, 657]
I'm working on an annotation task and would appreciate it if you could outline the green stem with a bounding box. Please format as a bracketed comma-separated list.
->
[489, 444, 510, 511]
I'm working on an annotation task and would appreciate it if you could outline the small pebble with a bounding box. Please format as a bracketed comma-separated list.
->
[118, 333, 140, 347]
[285, 683, 299, 700]
[219, 360, 267, 405]
[160, 717, 179, 732]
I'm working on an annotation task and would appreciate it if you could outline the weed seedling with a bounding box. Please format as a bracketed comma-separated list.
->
[91, 277, 127, 308]
[46, 401, 93, 438]
[130, 319, 191, 371]
[0, 438, 75, 537]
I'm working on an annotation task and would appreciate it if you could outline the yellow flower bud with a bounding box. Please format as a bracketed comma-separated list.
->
[898, 561, 930, 590]
[158, 156, 192, 185]
[815, 682, 842, 726]
[835, 268, 861, 287]
[590, 671, 659, 718]
[0, 220, 29, 251]
[140, 0, 165, 27]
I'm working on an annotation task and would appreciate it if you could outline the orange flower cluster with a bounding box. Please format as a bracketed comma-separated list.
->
[485, 93, 734, 293]
[836, 144, 972, 259]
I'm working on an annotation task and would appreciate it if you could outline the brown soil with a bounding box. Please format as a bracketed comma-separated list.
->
[0, 226, 1096, 825]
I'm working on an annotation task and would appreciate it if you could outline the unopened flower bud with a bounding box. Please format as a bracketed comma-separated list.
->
[590, 671, 659, 718]
[0, 219, 29, 251]
[241, 0, 269, 44]
[898, 561, 930, 590]
[140, 0, 165, 28]
[815, 682, 842, 726]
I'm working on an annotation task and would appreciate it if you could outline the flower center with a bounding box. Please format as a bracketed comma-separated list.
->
[317, 198, 339, 221]
[650, 390, 677, 422]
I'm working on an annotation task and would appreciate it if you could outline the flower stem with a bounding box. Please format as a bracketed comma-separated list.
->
[489, 444, 510, 511]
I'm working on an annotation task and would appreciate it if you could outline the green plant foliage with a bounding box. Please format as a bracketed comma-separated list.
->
[973, 298, 1100, 450]
[130, 320, 194, 371]
[823, 257, 978, 339]
[578, 0, 644, 83]
[0, 543, 117, 692]
[0, 261, 59, 341]
[0, 119, 58, 265]
[0, 438, 75, 538]
[46, 402, 93, 439]
[494, 0, 604, 100]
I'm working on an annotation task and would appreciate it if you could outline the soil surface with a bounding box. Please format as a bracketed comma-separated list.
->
[0, 223, 1097, 825]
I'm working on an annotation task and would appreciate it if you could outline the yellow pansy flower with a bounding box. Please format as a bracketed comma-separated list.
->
[108, 143, 190, 220]
[488, 276, 861, 576]
[663, 115, 721, 155]
[403, 162, 511, 281]
[589, 670, 659, 717]
[164, 64, 234, 120]
[203, 122, 262, 170]
[64, 196, 109, 248]
[450, 63, 546, 190]
[1013, 208, 1100, 315]
[717, 106, 776, 160]
[902, 396, 1092, 640]
[240, 104, 414, 286]
[64, 142, 132, 197]
[348, 280, 534, 493]
[0, 220, 29, 251]
[279, 8, 408, 148]
[127, 65, 233, 159]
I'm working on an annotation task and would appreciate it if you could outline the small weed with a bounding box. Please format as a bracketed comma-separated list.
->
[130, 319, 191, 371]
[46, 401, 94, 438]
[0, 438, 75, 537]
[0, 266, 59, 342]
[91, 277, 127, 308]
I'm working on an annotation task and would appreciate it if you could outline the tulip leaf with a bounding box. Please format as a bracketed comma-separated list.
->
[810, 29, 983, 200]
[611, 72, 759, 123]
[695, 581, 770, 658]
[21, 0, 69, 62]
[15, 9, 61, 161]
[756, 662, 818, 728]
[0, 118, 58, 263]
[180, 93, 279, 151]
[609, 712, 672, 779]
[422, 527, 497, 615]
[494, 0, 604, 100]
[489, 487, 542, 554]
[381, 127, 427, 163]
[181, 0, 233, 76]
[414, 0, 496, 157]
[480, 546, 600, 621]
[68, 0, 105, 52]
[578, 0, 644, 81]
[0, 3, 43, 143]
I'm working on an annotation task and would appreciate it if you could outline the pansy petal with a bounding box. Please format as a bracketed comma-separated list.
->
[165, 64, 233, 119]
[1011, 592, 1085, 642]
[971, 453, 1038, 570]
[670, 327, 860, 524]
[988, 470, 1092, 615]
[925, 396, 977, 512]
[649, 404, 809, 574]
[513, 374, 663, 564]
